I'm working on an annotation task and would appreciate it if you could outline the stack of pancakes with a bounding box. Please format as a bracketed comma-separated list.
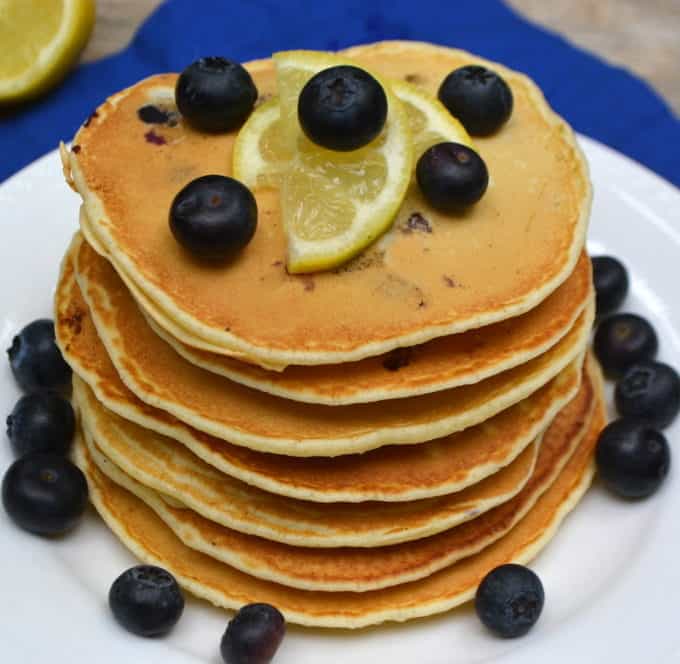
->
[55, 41, 603, 628]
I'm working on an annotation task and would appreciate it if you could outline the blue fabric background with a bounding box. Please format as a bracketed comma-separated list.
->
[1, 0, 678, 186]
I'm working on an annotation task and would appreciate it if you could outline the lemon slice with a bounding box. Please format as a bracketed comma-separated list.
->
[234, 75, 473, 188]
[0, 0, 95, 104]
[233, 98, 291, 188]
[272, 50, 413, 274]
[390, 79, 473, 158]
[273, 50, 347, 152]
[233, 55, 475, 274]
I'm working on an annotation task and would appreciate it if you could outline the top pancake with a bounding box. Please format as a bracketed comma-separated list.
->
[63, 40, 591, 368]
[82, 215, 591, 404]
[144, 251, 591, 404]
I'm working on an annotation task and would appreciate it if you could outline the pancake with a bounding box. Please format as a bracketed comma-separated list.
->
[78, 363, 596, 591]
[60, 237, 585, 502]
[66, 323, 579, 503]
[74, 361, 604, 626]
[74, 374, 540, 548]
[82, 207, 591, 403]
[64, 234, 593, 456]
[63, 40, 590, 369]
[78, 361, 596, 590]
[145, 251, 591, 405]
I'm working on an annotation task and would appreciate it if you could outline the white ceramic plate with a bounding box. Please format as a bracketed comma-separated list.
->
[1, 137, 679, 663]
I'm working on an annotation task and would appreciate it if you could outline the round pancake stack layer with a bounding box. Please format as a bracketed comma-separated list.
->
[55, 41, 603, 628]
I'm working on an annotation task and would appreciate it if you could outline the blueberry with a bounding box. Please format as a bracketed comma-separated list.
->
[592, 256, 629, 316]
[438, 66, 513, 136]
[596, 418, 670, 498]
[7, 319, 71, 392]
[220, 603, 285, 664]
[593, 313, 658, 378]
[615, 361, 680, 429]
[109, 565, 184, 637]
[170, 175, 257, 260]
[6, 393, 75, 458]
[137, 105, 179, 126]
[176, 57, 257, 132]
[2, 453, 88, 536]
[416, 142, 488, 211]
[298, 65, 388, 151]
[475, 564, 544, 638]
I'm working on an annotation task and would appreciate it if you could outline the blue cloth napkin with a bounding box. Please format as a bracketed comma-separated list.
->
[2, 0, 678, 186]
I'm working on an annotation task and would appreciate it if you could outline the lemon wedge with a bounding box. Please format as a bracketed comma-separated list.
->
[0, 0, 95, 104]
[272, 51, 414, 274]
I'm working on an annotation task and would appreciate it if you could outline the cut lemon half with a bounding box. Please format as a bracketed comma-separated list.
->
[0, 0, 95, 104]
[271, 50, 413, 274]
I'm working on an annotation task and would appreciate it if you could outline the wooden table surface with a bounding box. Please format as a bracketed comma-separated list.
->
[83, 0, 680, 116]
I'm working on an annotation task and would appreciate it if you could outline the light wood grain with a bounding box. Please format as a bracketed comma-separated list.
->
[84, 0, 680, 115]
[82, 0, 161, 61]
[508, 0, 680, 114]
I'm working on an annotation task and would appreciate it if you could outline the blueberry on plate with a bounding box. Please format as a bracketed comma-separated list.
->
[109, 565, 185, 637]
[596, 418, 670, 498]
[615, 361, 680, 429]
[221, 603, 286, 664]
[438, 65, 513, 136]
[592, 255, 629, 317]
[2, 453, 88, 536]
[298, 65, 388, 151]
[170, 175, 257, 260]
[7, 392, 75, 457]
[7, 319, 71, 392]
[593, 313, 658, 378]
[475, 564, 544, 638]
[416, 142, 488, 211]
[176, 57, 257, 132]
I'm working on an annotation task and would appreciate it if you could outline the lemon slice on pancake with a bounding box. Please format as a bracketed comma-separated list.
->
[234, 79, 473, 186]
[233, 53, 477, 274]
[263, 51, 414, 274]
[0, 0, 95, 104]
[390, 79, 473, 158]
[233, 98, 291, 188]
